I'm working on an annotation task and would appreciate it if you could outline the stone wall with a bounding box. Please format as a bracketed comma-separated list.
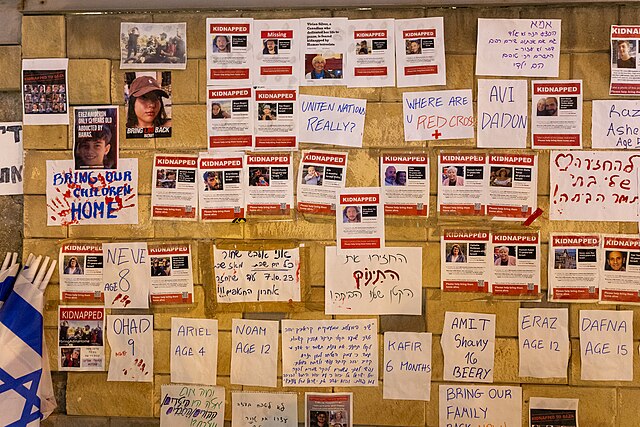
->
[4, 4, 638, 426]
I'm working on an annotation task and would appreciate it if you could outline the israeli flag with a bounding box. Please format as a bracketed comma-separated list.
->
[0, 264, 56, 426]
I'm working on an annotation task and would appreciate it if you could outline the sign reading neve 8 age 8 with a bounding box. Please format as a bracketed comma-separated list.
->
[550, 151, 640, 221]
[214, 246, 300, 303]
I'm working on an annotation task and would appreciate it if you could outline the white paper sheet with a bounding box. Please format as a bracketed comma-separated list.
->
[253, 19, 301, 86]
[531, 80, 582, 149]
[336, 187, 385, 252]
[346, 19, 396, 87]
[232, 391, 298, 427]
[477, 79, 527, 148]
[206, 18, 254, 86]
[0, 123, 23, 195]
[160, 384, 225, 427]
[301, 18, 348, 86]
[171, 318, 218, 385]
[103, 242, 149, 309]
[151, 154, 198, 221]
[439, 385, 522, 427]
[231, 319, 278, 387]
[403, 90, 474, 141]
[592, 100, 640, 149]
[518, 308, 569, 378]
[107, 314, 153, 382]
[383, 332, 432, 401]
[299, 95, 366, 147]
[395, 18, 446, 87]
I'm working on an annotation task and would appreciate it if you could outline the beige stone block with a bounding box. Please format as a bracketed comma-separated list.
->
[216, 312, 244, 331]
[362, 102, 422, 149]
[346, 148, 379, 187]
[425, 242, 440, 288]
[45, 327, 58, 371]
[244, 219, 333, 241]
[537, 151, 550, 196]
[153, 13, 207, 59]
[582, 101, 592, 149]
[338, 8, 425, 19]
[386, 221, 429, 242]
[157, 104, 207, 149]
[154, 330, 170, 373]
[299, 86, 380, 102]
[218, 331, 231, 376]
[197, 59, 208, 104]
[426, 289, 520, 336]
[620, 222, 639, 234]
[288, 311, 332, 321]
[23, 125, 68, 150]
[245, 9, 332, 19]
[155, 221, 243, 239]
[619, 388, 640, 427]
[68, 60, 112, 105]
[307, 242, 329, 286]
[22, 16, 66, 58]
[523, 385, 616, 427]
[44, 285, 60, 328]
[24, 150, 71, 195]
[0, 46, 21, 90]
[333, 385, 425, 426]
[572, 53, 614, 101]
[67, 14, 151, 59]
[520, 6, 617, 53]
[153, 286, 206, 330]
[568, 303, 612, 338]
[24, 195, 68, 239]
[67, 196, 154, 239]
[67, 372, 153, 416]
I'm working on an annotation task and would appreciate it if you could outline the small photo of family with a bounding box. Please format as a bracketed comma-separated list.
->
[156, 169, 177, 188]
[120, 22, 186, 69]
[151, 257, 172, 277]
[383, 165, 407, 186]
[249, 167, 270, 186]
[302, 165, 323, 185]
[59, 319, 103, 347]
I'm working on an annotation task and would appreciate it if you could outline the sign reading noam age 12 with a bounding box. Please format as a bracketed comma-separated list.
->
[476, 18, 561, 77]
[46, 159, 139, 226]
[403, 90, 474, 141]
[299, 95, 366, 148]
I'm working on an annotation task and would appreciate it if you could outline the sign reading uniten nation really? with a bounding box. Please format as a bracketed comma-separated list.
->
[298, 95, 367, 148]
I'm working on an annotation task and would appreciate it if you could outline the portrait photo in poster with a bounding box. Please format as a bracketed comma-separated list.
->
[610, 25, 640, 95]
[73, 106, 119, 171]
[305, 393, 352, 427]
[120, 23, 187, 69]
[206, 18, 254, 86]
[124, 72, 173, 139]
[253, 19, 301, 86]
[301, 18, 348, 86]
[0, 123, 23, 195]
[22, 58, 69, 125]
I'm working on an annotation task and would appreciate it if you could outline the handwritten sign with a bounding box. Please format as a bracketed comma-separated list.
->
[439, 385, 522, 427]
[476, 18, 561, 77]
[592, 100, 640, 149]
[298, 95, 366, 147]
[441, 312, 495, 383]
[579, 310, 632, 381]
[171, 318, 218, 385]
[550, 151, 639, 221]
[282, 319, 378, 387]
[214, 246, 300, 303]
[403, 89, 474, 141]
[383, 332, 432, 401]
[46, 158, 138, 226]
[107, 314, 153, 382]
[231, 319, 278, 387]
[103, 242, 149, 309]
[231, 391, 297, 427]
[324, 246, 422, 315]
[477, 80, 527, 148]
[0, 123, 23, 195]
[160, 384, 225, 427]
[518, 308, 569, 378]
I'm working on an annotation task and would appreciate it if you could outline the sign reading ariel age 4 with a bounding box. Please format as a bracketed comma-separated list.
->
[151, 154, 198, 221]
[380, 154, 429, 217]
[59, 242, 104, 302]
[148, 243, 194, 305]
[531, 80, 583, 149]
[245, 153, 293, 216]
[491, 232, 540, 296]
[207, 87, 253, 150]
[336, 187, 384, 252]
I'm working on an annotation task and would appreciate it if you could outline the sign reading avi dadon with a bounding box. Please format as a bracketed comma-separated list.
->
[46, 159, 138, 226]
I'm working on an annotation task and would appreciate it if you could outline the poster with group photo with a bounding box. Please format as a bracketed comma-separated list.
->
[253, 19, 301, 86]
[600, 234, 640, 304]
[124, 72, 173, 139]
[245, 153, 293, 216]
[487, 154, 537, 220]
[441, 230, 490, 293]
[395, 18, 446, 87]
[198, 153, 245, 221]
[301, 18, 348, 85]
[531, 80, 582, 149]
[59, 242, 104, 302]
[151, 154, 198, 221]
[73, 106, 119, 171]
[207, 87, 253, 150]
[22, 58, 69, 125]
[346, 19, 396, 87]
[58, 306, 104, 371]
[380, 154, 429, 217]
[148, 243, 194, 305]
[610, 25, 640, 95]
[254, 88, 298, 150]
[297, 150, 348, 215]
[548, 233, 600, 303]
[206, 18, 253, 86]
[437, 153, 486, 216]
[491, 232, 540, 296]
[336, 187, 384, 252]
[120, 23, 186, 69]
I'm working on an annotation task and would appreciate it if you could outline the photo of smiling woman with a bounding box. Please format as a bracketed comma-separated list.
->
[124, 72, 172, 138]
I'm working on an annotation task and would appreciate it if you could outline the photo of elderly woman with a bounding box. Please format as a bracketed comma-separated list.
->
[124, 72, 173, 138]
